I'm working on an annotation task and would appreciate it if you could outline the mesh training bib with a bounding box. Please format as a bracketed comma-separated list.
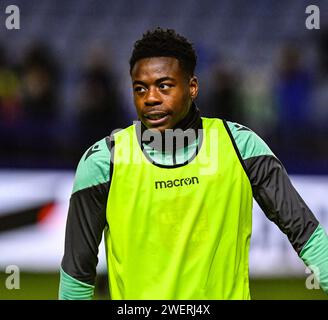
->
[105, 118, 253, 299]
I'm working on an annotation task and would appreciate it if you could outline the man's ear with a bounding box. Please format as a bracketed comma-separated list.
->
[189, 76, 198, 100]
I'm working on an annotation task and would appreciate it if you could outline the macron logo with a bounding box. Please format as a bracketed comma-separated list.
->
[155, 177, 199, 189]
[85, 144, 100, 161]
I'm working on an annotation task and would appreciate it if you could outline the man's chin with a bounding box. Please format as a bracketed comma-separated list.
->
[141, 120, 173, 133]
[145, 126, 168, 133]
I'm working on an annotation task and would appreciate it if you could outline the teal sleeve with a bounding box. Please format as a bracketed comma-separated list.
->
[72, 137, 111, 194]
[226, 121, 274, 160]
[59, 268, 95, 300]
[300, 225, 328, 294]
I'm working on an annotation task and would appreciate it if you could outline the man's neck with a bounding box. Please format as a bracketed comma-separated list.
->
[172, 102, 201, 132]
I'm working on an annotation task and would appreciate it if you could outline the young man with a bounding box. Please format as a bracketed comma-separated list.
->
[59, 28, 328, 299]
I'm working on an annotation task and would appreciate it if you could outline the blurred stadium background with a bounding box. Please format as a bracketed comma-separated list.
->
[0, 0, 328, 299]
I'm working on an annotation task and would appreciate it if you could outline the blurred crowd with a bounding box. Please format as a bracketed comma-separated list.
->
[0, 30, 327, 173]
[200, 35, 328, 173]
[0, 42, 130, 168]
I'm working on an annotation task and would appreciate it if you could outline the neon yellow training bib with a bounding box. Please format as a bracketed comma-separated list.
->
[105, 118, 253, 299]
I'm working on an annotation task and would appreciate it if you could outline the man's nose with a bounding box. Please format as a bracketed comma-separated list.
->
[144, 87, 162, 106]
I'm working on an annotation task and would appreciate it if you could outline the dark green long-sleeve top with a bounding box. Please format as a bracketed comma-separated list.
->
[59, 120, 328, 299]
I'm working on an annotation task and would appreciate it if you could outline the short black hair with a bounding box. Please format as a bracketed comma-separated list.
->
[129, 28, 197, 78]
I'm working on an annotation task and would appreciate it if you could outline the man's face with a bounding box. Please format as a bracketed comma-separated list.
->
[131, 57, 198, 132]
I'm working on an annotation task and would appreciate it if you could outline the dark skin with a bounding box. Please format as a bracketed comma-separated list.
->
[131, 57, 198, 132]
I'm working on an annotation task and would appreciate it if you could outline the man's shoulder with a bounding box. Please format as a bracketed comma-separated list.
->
[72, 137, 112, 194]
[225, 120, 253, 137]
[225, 120, 275, 161]
[200, 117, 254, 137]
[83, 137, 111, 162]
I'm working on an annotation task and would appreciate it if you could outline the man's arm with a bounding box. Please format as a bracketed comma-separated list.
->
[59, 137, 111, 300]
[225, 121, 328, 294]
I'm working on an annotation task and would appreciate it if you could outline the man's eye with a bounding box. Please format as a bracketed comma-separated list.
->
[159, 83, 172, 90]
[134, 87, 146, 93]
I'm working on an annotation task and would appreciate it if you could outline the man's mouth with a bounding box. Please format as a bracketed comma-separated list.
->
[144, 112, 168, 120]
[143, 112, 169, 126]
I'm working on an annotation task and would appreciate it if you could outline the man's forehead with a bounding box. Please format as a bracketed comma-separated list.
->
[131, 56, 181, 79]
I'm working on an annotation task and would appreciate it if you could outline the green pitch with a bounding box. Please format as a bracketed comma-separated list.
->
[0, 273, 327, 300]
